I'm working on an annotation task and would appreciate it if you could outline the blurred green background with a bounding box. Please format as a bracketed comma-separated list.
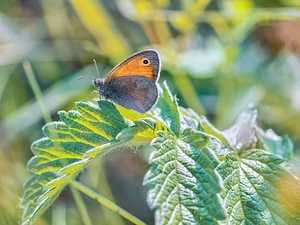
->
[1, 0, 300, 224]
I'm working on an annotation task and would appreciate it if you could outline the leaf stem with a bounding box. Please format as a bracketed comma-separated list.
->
[23, 61, 52, 123]
[70, 180, 146, 225]
[70, 185, 93, 225]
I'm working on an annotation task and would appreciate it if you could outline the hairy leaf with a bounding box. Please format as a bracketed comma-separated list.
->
[218, 149, 300, 225]
[144, 83, 227, 225]
[144, 129, 227, 225]
[153, 81, 181, 136]
[20, 101, 129, 224]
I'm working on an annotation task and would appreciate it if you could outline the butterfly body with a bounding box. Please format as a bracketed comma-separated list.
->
[93, 50, 161, 113]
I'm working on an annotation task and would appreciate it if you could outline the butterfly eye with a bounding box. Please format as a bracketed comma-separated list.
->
[142, 58, 150, 66]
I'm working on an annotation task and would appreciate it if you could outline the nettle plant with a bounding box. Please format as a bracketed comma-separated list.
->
[21, 82, 300, 225]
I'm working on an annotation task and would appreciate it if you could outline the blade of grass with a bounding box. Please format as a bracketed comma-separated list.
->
[23, 61, 52, 124]
[70, 185, 92, 225]
[70, 180, 146, 225]
[88, 161, 125, 225]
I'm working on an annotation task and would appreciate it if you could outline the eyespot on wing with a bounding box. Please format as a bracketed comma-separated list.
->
[104, 50, 161, 82]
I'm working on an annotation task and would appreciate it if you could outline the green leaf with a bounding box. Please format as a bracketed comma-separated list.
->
[152, 81, 181, 136]
[189, 111, 232, 153]
[179, 107, 205, 131]
[144, 128, 227, 225]
[258, 128, 293, 161]
[84, 118, 167, 159]
[179, 107, 232, 158]
[217, 149, 300, 225]
[20, 101, 129, 224]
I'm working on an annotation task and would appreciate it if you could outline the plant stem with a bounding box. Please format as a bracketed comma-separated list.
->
[23, 61, 52, 123]
[89, 161, 125, 225]
[70, 184, 93, 225]
[70, 180, 146, 225]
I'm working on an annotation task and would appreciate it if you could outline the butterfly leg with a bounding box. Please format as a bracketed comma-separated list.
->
[80, 90, 98, 102]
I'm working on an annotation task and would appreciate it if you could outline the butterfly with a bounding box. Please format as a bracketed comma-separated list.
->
[92, 49, 161, 113]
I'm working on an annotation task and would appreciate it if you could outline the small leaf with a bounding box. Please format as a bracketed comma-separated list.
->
[179, 107, 204, 131]
[258, 128, 293, 161]
[200, 116, 232, 151]
[217, 149, 300, 225]
[144, 129, 226, 225]
[152, 81, 181, 136]
[179, 107, 232, 159]
[115, 102, 154, 121]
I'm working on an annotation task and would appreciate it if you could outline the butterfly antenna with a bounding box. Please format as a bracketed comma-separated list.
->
[78, 76, 96, 80]
[93, 59, 101, 79]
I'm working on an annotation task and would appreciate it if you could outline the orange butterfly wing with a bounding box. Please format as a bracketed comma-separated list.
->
[104, 50, 161, 83]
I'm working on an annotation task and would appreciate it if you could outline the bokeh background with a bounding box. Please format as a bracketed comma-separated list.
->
[1, 0, 300, 224]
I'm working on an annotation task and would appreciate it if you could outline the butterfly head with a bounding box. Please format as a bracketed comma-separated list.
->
[92, 78, 110, 99]
[92, 78, 104, 88]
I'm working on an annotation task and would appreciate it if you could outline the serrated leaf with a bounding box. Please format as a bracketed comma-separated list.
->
[21, 101, 129, 224]
[179, 107, 232, 158]
[217, 149, 300, 225]
[179, 107, 205, 131]
[118, 118, 169, 144]
[197, 115, 232, 152]
[144, 129, 226, 225]
[152, 81, 181, 136]
[115, 103, 154, 121]
[84, 118, 168, 159]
